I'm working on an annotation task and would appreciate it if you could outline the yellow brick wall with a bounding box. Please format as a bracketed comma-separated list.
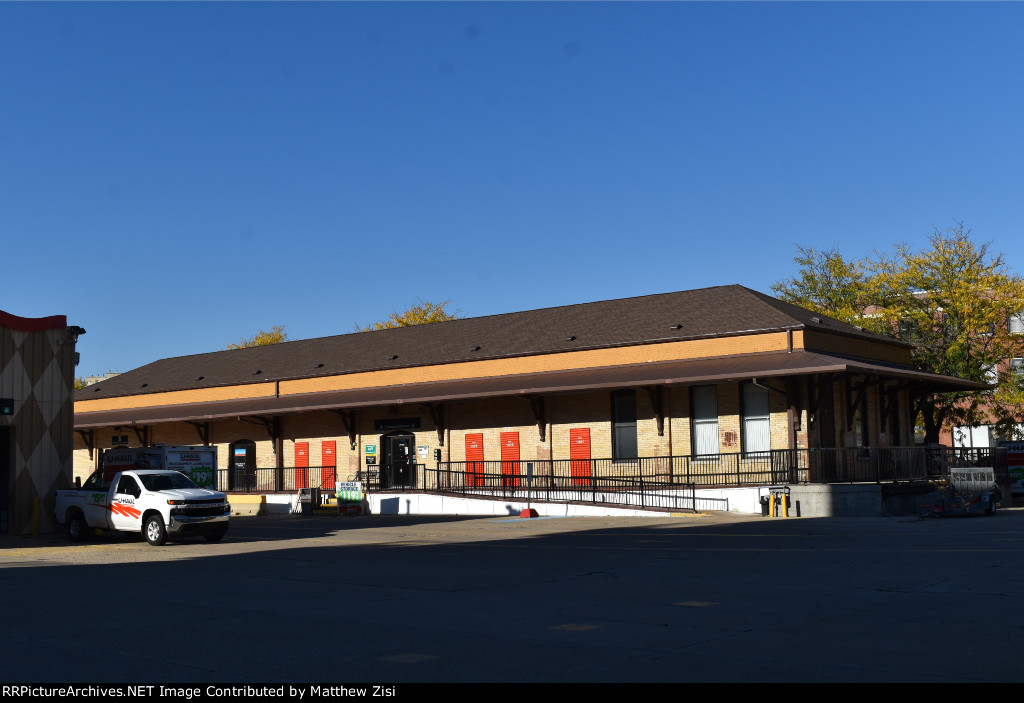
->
[447, 396, 545, 464]
[72, 379, 852, 491]
[212, 419, 278, 472]
[668, 387, 692, 456]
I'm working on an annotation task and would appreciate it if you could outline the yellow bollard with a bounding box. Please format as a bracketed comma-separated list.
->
[782, 494, 789, 518]
[769, 492, 776, 518]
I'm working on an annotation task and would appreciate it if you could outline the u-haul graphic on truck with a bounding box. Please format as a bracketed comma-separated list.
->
[99, 445, 217, 489]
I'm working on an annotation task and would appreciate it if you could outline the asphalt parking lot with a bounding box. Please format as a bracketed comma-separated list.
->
[4, 508, 1024, 682]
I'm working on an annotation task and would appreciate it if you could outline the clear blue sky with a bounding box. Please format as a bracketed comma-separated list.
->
[3, 1, 1023, 377]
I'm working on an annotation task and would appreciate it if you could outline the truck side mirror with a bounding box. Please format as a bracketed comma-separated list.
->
[75, 476, 81, 488]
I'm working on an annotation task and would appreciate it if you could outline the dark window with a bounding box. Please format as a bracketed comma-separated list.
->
[612, 390, 638, 461]
[115, 475, 141, 498]
[691, 385, 719, 457]
[82, 471, 107, 491]
[741, 382, 771, 455]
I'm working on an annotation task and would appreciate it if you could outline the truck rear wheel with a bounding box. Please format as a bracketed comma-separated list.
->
[144, 515, 167, 546]
[68, 512, 88, 542]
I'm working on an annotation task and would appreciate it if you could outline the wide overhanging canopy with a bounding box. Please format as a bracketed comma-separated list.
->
[74, 349, 987, 429]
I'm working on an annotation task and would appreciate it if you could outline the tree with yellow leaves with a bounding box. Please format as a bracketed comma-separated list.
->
[773, 223, 1024, 443]
[357, 300, 459, 332]
[226, 325, 288, 349]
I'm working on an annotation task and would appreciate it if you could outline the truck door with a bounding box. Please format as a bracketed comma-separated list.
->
[110, 475, 144, 531]
[80, 470, 112, 528]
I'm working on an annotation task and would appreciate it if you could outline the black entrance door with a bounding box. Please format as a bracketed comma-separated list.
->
[229, 440, 257, 491]
[381, 433, 416, 489]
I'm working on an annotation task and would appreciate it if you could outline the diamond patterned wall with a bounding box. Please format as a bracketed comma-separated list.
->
[0, 313, 75, 535]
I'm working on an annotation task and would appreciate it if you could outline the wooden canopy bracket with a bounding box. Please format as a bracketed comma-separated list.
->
[644, 386, 665, 437]
[751, 378, 787, 396]
[520, 395, 546, 442]
[844, 378, 869, 432]
[330, 410, 357, 450]
[880, 382, 909, 426]
[130, 423, 149, 447]
[421, 403, 446, 446]
[238, 415, 280, 444]
[186, 421, 211, 446]
[77, 429, 95, 460]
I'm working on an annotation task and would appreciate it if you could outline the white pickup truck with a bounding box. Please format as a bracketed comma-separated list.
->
[55, 469, 230, 545]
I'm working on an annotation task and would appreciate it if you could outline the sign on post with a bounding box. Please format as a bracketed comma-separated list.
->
[337, 481, 363, 516]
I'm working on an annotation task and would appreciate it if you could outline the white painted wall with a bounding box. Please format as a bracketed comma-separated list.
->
[247, 487, 767, 517]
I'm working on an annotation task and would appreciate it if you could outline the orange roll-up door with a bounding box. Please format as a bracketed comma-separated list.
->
[500, 432, 520, 487]
[466, 433, 484, 487]
[295, 441, 309, 489]
[569, 428, 591, 486]
[321, 440, 336, 493]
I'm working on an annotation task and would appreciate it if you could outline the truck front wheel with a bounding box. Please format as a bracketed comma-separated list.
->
[68, 512, 88, 542]
[144, 515, 167, 546]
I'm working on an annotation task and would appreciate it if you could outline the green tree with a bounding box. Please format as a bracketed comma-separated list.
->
[357, 300, 460, 332]
[772, 223, 1024, 443]
[226, 325, 288, 350]
[73, 377, 87, 390]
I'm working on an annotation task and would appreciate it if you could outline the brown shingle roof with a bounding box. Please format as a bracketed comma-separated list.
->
[76, 285, 900, 401]
[73, 349, 985, 429]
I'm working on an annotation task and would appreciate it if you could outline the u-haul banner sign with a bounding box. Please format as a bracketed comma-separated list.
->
[1000, 440, 1024, 492]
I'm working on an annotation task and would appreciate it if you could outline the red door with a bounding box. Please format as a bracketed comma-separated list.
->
[321, 441, 336, 493]
[569, 428, 591, 486]
[465, 433, 484, 487]
[295, 442, 309, 489]
[500, 432, 520, 487]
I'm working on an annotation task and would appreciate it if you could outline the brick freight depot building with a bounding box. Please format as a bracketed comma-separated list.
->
[72, 286, 986, 511]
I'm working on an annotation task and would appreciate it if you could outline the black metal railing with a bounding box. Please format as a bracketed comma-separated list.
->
[434, 446, 1008, 491]
[216, 465, 339, 494]
[215, 463, 421, 493]
[791, 446, 1008, 484]
[423, 465, 706, 512]
[214, 447, 1006, 502]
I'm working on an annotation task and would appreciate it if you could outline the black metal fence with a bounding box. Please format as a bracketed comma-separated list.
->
[215, 463, 420, 493]
[433, 446, 1008, 491]
[423, 465, 706, 512]
[213, 447, 1007, 502]
[788, 446, 1008, 485]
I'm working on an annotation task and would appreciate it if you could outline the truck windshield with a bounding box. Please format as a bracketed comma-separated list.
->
[139, 473, 200, 492]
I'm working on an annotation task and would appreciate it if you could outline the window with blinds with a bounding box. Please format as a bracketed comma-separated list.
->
[741, 382, 771, 455]
[691, 385, 719, 457]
